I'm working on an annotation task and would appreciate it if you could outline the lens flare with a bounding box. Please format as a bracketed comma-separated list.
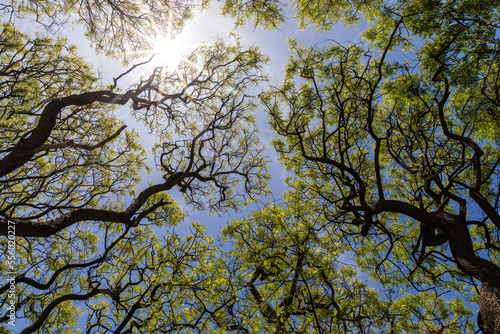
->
[151, 35, 185, 68]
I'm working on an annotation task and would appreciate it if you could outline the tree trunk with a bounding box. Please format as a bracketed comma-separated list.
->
[479, 279, 500, 334]
[444, 213, 500, 334]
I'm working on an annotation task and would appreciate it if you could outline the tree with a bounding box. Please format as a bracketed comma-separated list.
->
[2, 0, 500, 333]
[1, 0, 196, 57]
[255, 0, 500, 333]
[0, 2, 269, 331]
[0, 24, 268, 237]
[217, 192, 475, 333]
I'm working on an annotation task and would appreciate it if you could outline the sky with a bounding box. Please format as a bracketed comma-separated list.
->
[60, 3, 366, 238]
[3, 6, 366, 331]
[2, 3, 487, 332]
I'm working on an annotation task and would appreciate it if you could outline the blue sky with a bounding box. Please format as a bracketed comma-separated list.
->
[3, 3, 487, 332]
[60, 3, 366, 238]
[1, 6, 367, 332]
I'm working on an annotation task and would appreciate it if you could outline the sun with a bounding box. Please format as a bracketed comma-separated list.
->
[151, 35, 186, 68]
[141, 10, 205, 70]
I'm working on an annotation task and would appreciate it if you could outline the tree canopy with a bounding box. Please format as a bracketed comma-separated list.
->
[1, 0, 500, 333]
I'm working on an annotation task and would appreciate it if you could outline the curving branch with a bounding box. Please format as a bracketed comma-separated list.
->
[0, 172, 183, 237]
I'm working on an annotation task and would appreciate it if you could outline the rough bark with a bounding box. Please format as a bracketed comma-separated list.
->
[479, 279, 500, 334]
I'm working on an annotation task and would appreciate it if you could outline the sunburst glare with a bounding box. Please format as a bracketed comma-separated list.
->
[151, 34, 187, 69]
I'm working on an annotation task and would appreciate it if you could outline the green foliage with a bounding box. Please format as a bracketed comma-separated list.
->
[215, 192, 476, 333]
[254, 0, 500, 332]
[0, 23, 147, 221]
[2, 0, 500, 333]
[217, 0, 287, 29]
[1, 0, 195, 58]
[0, 222, 216, 333]
[0, 0, 270, 332]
